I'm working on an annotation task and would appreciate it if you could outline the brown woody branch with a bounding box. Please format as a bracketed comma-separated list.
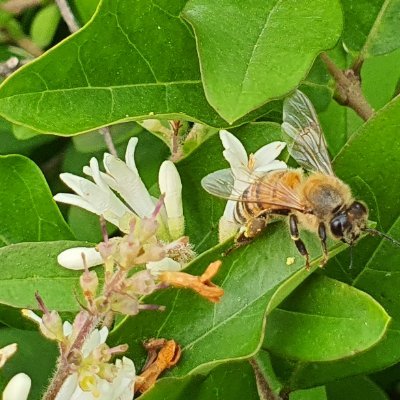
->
[320, 52, 374, 121]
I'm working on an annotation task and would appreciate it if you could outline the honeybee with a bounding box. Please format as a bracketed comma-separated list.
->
[201, 90, 370, 268]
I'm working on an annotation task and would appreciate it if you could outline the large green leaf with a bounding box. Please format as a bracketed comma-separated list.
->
[264, 275, 390, 362]
[109, 226, 346, 377]
[182, 0, 342, 123]
[0, 155, 74, 246]
[342, 0, 400, 58]
[0, 241, 91, 311]
[0, 0, 272, 135]
[139, 361, 259, 400]
[0, 328, 57, 399]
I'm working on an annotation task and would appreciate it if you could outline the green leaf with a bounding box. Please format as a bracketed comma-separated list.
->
[109, 225, 346, 376]
[0, 241, 91, 311]
[0, 0, 270, 135]
[342, 0, 400, 58]
[264, 275, 390, 362]
[182, 0, 342, 123]
[72, 0, 100, 23]
[139, 361, 259, 400]
[30, 4, 61, 48]
[0, 328, 57, 399]
[290, 386, 327, 400]
[0, 155, 74, 246]
[325, 376, 389, 400]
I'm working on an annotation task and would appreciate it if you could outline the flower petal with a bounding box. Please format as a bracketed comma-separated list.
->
[124, 137, 139, 173]
[55, 373, 79, 400]
[57, 247, 103, 270]
[159, 161, 184, 239]
[103, 153, 155, 218]
[53, 193, 98, 215]
[219, 130, 248, 174]
[2, 373, 31, 400]
[253, 141, 286, 169]
[254, 159, 287, 173]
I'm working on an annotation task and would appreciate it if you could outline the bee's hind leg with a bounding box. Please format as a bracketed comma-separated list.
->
[289, 214, 310, 270]
[318, 222, 329, 267]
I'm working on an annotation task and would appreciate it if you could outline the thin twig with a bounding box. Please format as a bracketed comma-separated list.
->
[99, 127, 118, 157]
[1, 0, 41, 14]
[320, 52, 374, 121]
[55, 0, 80, 33]
[249, 358, 282, 400]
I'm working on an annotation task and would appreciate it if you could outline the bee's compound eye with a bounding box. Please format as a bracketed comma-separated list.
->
[330, 214, 348, 238]
[349, 201, 367, 217]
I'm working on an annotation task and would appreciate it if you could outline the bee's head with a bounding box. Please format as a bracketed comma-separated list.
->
[330, 201, 368, 245]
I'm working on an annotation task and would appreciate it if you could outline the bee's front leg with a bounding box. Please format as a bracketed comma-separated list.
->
[318, 222, 329, 267]
[289, 214, 310, 270]
[231, 217, 268, 250]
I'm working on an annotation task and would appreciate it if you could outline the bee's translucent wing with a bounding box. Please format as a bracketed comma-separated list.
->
[201, 169, 244, 201]
[201, 168, 307, 212]
[282, 90, 334, 175]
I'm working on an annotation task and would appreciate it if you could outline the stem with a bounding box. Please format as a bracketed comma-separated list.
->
[55, 0, 80, 33]
[249, 358, 282, 400]
[1, 0, 41, 14]
[99, 127, 118, 157]
[42, 314, 98, 400]
[320, 52, 374, 121]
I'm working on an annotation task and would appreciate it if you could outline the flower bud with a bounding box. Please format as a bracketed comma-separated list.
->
[2, 373, 31, 400]
[58, 247, 103, 270]
[0, 343, 17, 368]
[80, 270, 99, 299]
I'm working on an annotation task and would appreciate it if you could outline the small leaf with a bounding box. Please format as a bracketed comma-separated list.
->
[0, 155, 74, 246]
[30, 4, 61, 48]
[0, 241, 92, 311]
[264, 275, 390, 362]
[183, 0, 342, 122]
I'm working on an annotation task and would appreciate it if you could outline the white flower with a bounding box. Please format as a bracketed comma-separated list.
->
[218, 130, 287, 242]
[2, 373, 31, 400]
[55, 325, 136, 400]
[55, 137, 186, 271]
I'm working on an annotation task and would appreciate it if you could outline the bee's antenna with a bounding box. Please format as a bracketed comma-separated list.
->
[363, 228, 400, 248]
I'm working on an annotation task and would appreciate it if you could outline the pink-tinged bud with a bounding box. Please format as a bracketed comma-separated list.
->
[110, 293, 139, 316]
[126, 270, 156, 296]
[41, 310, 65, 342]
[80, 270, 99, 299]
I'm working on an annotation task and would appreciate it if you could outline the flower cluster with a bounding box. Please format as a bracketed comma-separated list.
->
[55, 137, 189, 272]
[23, 309, 135, 399]
[217, 130, 287, 242]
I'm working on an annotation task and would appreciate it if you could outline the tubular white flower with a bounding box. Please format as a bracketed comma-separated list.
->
[159, 161, 184, 240]
[218, 130, 288, 242]
[2, 373, 31, 400]
[0, 343, 17, 368]
[57, 247, 103, 270]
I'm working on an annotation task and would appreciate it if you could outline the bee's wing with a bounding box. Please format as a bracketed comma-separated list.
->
[201, 169, 308, 213]
[282, 90, 334, 176]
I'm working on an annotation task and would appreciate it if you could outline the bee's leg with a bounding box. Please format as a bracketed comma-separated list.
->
[237, 217, 268, 243]
[318, 222, 328, 267]
[289, 214, 310, 270]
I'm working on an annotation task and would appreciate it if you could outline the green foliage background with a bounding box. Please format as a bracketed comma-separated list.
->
[0, 0, 400, 399]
